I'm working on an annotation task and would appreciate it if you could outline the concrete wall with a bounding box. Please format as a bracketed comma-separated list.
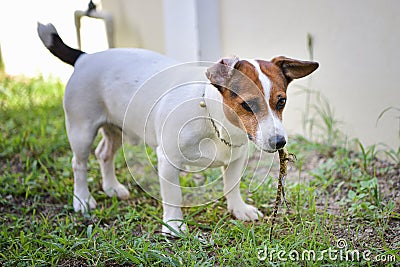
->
[0, 0, 110, 81]
[219, 0, 400, 148]
[102, 0, 400, 148]
[102, 0, 165, 52]
[1, 0, 399, 148]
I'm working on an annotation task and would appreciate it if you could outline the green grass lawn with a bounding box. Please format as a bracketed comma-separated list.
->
[0, 75, 399, 266]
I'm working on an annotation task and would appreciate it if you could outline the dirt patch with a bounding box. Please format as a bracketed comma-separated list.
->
[276, 144, 400, 254]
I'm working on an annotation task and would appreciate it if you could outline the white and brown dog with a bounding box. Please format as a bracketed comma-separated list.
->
[37, 23, 318, 235]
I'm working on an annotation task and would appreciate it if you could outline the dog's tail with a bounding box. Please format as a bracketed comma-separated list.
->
[37, 22, 85, 66]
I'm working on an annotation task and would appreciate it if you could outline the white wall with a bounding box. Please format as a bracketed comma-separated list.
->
[0, 0, 110, 82]
[162, 0, 221, 61]
[1, 0, 399, 148]
[102, 0, 165, 52]
[220, 0, 400, 148]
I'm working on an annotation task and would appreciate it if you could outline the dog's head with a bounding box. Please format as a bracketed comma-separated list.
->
[206, 56, 318, 152]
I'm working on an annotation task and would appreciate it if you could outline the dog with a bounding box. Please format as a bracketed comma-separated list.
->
[37, 22, 318, 235]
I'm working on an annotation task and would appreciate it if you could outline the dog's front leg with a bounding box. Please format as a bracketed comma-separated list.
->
[156, 147, 187, 235]
[223, 155, 263, 221]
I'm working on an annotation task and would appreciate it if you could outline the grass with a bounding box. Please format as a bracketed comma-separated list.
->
[0, 75, 399, 266]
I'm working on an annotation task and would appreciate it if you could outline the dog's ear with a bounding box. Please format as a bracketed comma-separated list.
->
[206, 56, 239, 92]
[272, 56, 319, 83]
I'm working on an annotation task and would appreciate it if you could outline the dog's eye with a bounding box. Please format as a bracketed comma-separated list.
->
[241, 100, 259, 113]
[241, 101, 252, 112]
[277, 98, 286, 110]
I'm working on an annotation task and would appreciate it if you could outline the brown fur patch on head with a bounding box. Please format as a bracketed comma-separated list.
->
[220, 60, 269, 139]
[271, 56, 319, 83]
[257, 60, 288, 120]
[207, 56, 319, 145]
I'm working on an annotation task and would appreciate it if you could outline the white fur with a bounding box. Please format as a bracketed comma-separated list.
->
[36, 21, 321, 236]
[247, 60, 287, 152]
[58, 48, 265, 235]
[37, 21, 277, 234]
[37, 22, 58, 48]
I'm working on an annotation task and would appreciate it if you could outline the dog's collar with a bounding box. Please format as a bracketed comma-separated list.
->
[200, 92, 245, 148]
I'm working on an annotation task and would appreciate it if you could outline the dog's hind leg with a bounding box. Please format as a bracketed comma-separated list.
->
[67, 122, 98, 213]
[95, 125, 129, 199]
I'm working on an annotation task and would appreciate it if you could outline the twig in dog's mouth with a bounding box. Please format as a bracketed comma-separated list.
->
[269, 147, 296, 241]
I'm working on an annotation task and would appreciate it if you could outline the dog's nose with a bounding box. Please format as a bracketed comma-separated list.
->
[269, 135, 286, 150]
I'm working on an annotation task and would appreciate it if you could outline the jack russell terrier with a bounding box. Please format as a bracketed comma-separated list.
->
[37, 23, 318, 235]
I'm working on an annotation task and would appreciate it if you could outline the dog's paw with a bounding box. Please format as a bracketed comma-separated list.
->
[73, 195, 97, 213]
[230, 203, 263, 221]
[103, 183, 130, 199]
[161, 206, 187, 236]
[162, 220, 187, 237]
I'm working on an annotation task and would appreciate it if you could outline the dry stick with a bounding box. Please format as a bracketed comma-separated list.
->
[269, 147, 296, 241]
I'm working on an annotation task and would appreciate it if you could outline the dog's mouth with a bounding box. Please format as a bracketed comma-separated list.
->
[260, 146, 278, 153]
[247, 133, 278, 153]
[263, 148, 278, 153]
